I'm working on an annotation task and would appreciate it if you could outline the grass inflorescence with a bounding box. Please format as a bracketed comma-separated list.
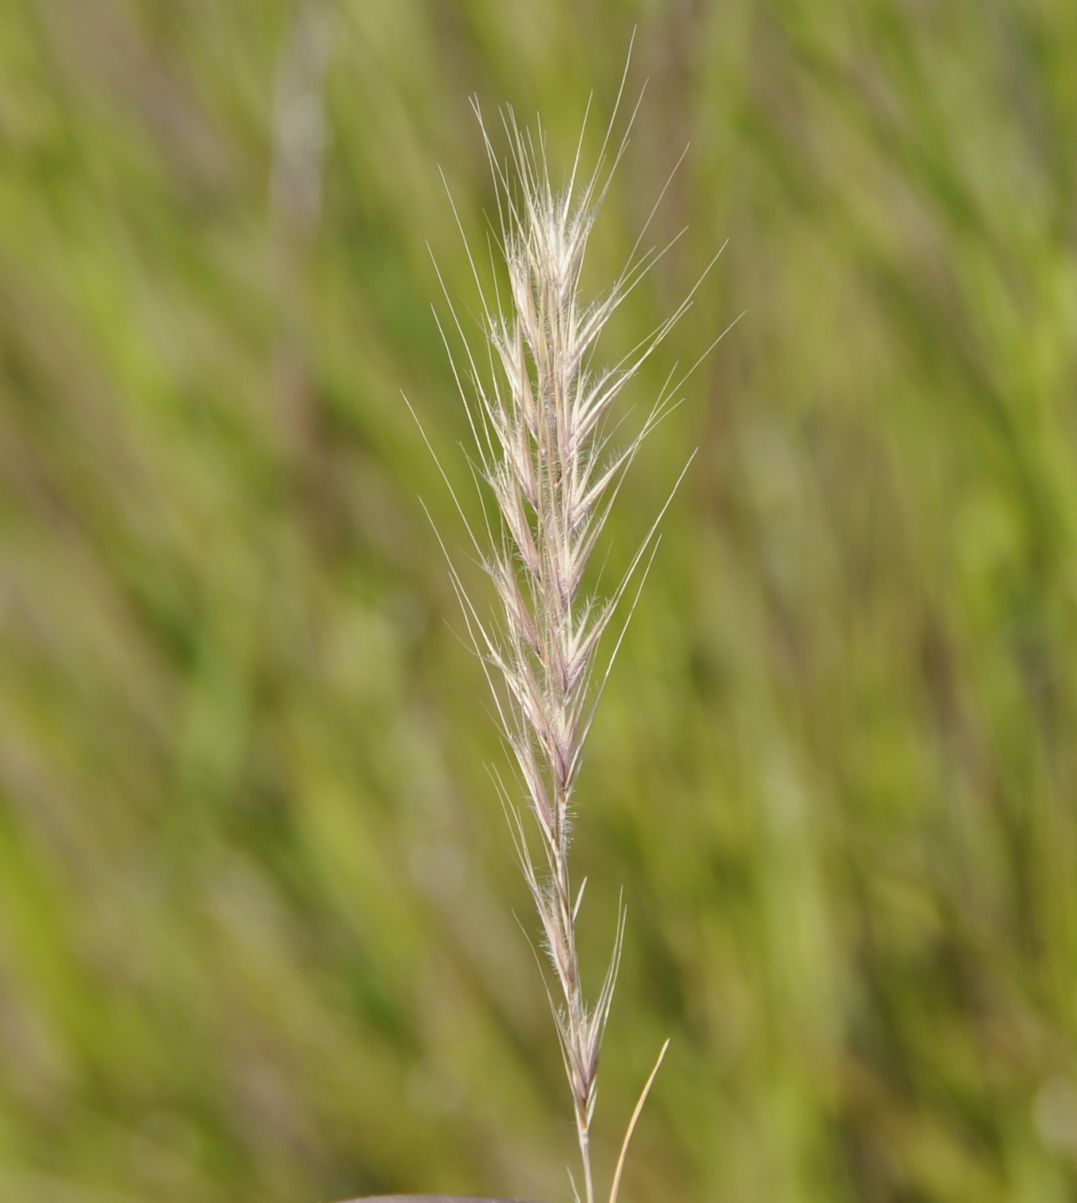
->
[414, 43, 734, 1203]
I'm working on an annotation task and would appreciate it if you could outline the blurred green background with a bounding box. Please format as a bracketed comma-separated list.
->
[2, 1, 1077, 1200]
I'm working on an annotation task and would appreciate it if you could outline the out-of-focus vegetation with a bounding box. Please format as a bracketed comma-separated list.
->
[1, 1, 1076, 1201]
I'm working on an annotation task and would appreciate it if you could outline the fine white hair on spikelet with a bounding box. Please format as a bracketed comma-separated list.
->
[408, 34, 739, 1203]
